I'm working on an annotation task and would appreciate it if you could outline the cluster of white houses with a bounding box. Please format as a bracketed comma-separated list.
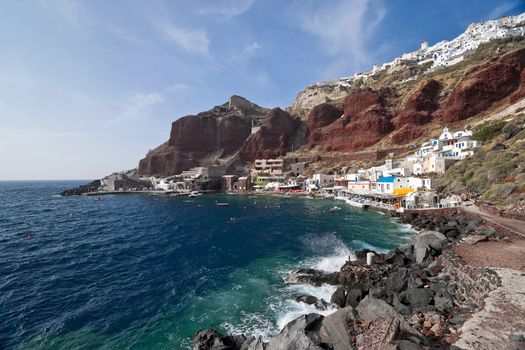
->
[243, 127, 479, 210]
[117, 126, 480, 210]
[303, 14, 525, 104]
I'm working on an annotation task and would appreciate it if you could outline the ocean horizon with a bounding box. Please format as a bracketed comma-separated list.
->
[0, 181, 415, 349]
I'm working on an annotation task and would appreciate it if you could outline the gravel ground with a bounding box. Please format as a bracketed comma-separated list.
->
[452, 239, 525, 271]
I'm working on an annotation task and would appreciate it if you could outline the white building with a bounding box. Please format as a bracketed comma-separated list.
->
[252, 159, 284, 176]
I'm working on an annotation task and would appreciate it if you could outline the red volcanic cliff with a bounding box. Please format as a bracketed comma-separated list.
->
[306, 103, 343, 146]
[168, 114, 249, 154]
[440, 47, 525, 123]
[390, 79, 441, 144]
[138, 114, 251, 176]
[307, 89, 394, 151]
[395, 79, 441, 127]
[239, 108, 301, 162]
[138, 96, 268, 176]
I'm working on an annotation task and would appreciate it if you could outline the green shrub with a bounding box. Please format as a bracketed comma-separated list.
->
[472, 120, 506, 142]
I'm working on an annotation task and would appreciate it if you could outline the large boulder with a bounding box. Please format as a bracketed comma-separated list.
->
[266, 313, 329, 350]
[319, 307, 357, 350]
[192, 329, 246, 350]
[330, 286, 347, 308]
[355, 296, 424, 341]
[356, 317, 401, 349]
[240, 337, 266, 350]
[413, 231, 447, 264]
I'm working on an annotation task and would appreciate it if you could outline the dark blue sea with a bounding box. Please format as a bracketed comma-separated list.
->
[0, 181, 414, 349]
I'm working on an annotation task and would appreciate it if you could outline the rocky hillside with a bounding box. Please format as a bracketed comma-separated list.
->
[434, 113, 525, 216]
[138, 16, 525, 179]
[138, 96, 269, 176]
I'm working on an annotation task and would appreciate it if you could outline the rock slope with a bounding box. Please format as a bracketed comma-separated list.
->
[138, 96, 269, 176]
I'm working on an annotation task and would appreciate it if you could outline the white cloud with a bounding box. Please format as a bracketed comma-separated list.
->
[166, 82, 190, 92]
[229, 42, 261, 66]
[106, 91, 164, 126]
[126, 92, 164, 115]
[296, 0, 386, 77]
[487, 1, 519, 20]
[195, 0, 255, 19]
[157, 22, 210, 55]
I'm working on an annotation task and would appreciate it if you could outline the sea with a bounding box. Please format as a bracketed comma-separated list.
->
[0, 181, 415, 349]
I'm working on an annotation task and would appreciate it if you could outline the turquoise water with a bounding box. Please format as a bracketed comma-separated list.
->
[0, 181, 414, 349]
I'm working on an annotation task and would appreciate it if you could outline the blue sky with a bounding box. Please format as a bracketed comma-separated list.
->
[0, 0, 523, 180]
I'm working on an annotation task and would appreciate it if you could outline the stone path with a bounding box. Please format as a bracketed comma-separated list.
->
[463, 205, 525, 237]
[453, 268, 525, 350]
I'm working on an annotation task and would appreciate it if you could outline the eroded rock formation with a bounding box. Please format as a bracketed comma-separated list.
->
[440, 47, 525, 123]
[138, 96, 268, 176]
[306, 89, 394, 152]
[239, 108, 301, 162]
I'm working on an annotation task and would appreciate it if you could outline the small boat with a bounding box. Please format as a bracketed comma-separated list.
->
[188, 191, 201, 198]
[346, 199, 364, 209]
[216, 202, 229, 207]
[330, 206, 342, 212]
[345, 199, 370, 210]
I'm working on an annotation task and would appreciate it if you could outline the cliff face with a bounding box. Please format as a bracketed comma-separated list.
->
[239, 108, 301, 161]
[293, 43, 525, 155]
[138, 96, 268, 176]
[138, 39, 525, 177]
[306, 103, 343, 146]
[440, 48, 525, 123]
[305, 89, 394, 151]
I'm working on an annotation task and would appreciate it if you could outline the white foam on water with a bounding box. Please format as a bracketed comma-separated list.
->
[301, 233, 355, 272]
[350, 239, 390, 254]
[221, 311, 277, 341]
[310, 245, 354, 272]
[274, 297, 338, 333]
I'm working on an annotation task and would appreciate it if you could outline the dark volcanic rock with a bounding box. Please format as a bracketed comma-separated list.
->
[357, 317, 401, 349]
[286, 268, 339, 286]
[267, 313, 329, 350]
[413, 231, 447, 264]
[319, 307, 357, 350]
[239, 108, 301, 162]
[345, 289, 363, 308]
[60, 180, 101, 196]
[406, 287, 435, 311]
[331, 286, 347, 308]
[192, 329, 246, 350]
[296, 295, 330, 310]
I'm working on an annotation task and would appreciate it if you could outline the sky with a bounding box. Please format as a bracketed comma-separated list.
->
[0, 0, 524, 180]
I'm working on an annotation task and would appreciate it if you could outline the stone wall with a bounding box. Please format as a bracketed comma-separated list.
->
[438, 250, 501, 310]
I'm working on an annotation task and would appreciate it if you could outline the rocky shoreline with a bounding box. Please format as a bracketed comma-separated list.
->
[191, 210, 522, 349]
